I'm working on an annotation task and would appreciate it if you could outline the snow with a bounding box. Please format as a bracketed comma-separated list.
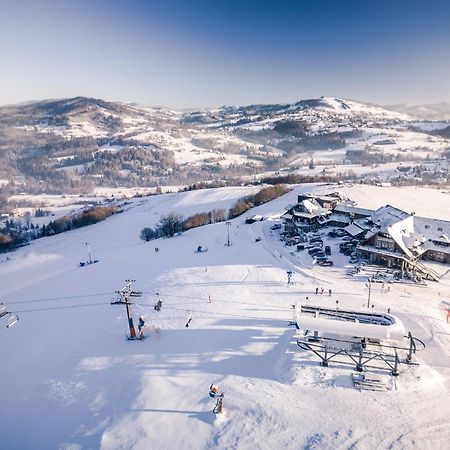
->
[0, 184, 449, 449]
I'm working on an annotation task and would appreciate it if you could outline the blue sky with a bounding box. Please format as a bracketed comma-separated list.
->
[1, 0, 449, 107]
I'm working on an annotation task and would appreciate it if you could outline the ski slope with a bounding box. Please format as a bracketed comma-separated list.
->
[0, 185, 449, 450]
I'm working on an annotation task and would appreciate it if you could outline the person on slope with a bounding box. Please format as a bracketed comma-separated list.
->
[138, 316, 145, 339]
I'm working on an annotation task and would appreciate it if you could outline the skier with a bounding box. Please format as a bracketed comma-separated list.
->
[138, 316, 145, 339]
[328, 289, 332, 296]
[154, 247, 159, 253]
[154, 293, 162, 311]
[208, 295, 212, 303]
[315, 287, 319, 295]
[321, 287, 324, 295]
[209, 384, 219, 398]
[209, 384, 224, 414]
[185, 310, 192, 328]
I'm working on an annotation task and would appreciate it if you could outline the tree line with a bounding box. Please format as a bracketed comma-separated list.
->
[0, 205, 119, 253]
[140, 184, 288, 242]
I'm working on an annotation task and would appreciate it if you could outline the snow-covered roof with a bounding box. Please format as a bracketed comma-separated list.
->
[334, 204, 373, 217]
[422, 241, 450, 255]
[344, 223, 366, 237]
[370, 205, 411, 232]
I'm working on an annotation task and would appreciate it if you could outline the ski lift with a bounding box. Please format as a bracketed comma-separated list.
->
[6, 313, 19, 328]
[0, 304, 19, 328]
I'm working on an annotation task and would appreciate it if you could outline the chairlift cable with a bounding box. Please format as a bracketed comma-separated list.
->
[139, 303, 289, 322]
[10, 302, 110, 314]
[3, 292, 113, 305]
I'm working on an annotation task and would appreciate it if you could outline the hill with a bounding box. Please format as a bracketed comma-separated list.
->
[1, 96, 449, 197]
[0, 184, 449, 449]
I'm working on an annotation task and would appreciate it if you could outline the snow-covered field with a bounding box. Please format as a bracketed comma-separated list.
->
[0, 185, 449, 449]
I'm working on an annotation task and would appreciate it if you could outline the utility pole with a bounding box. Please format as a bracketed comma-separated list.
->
[365, 278, 372, 308]
[226, 221, 231, 246]
[111, 280, 142, 339]
[287, 270, 293, 285]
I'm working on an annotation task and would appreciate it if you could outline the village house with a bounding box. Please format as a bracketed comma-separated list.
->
[282, 194, 450, 277]
[282, 192, 344, 233]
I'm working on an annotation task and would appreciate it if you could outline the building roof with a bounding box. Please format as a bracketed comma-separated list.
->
[422, 241, 450, 255]
[334, 204, 374, 217]
[344, 223, 366, 237]
[414, 216, 450, 243]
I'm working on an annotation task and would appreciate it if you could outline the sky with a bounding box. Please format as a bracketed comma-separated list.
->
[0, 0, 450, 108]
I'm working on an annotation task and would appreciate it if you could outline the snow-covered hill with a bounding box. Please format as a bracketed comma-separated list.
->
[1, 184, 449, 449]
[1, 96, 449, 195]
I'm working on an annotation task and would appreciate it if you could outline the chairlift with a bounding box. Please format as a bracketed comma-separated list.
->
[6, 313, 19, 328]
[1, 305, 19, 328]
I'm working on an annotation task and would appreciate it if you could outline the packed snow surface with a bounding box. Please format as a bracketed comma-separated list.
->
[0, 184, 449, 449]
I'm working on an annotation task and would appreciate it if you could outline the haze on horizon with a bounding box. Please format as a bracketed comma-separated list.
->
[1, 0, 450, 109]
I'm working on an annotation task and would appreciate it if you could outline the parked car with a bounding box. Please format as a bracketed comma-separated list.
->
[335, 229, 346, 237]
[308, 247, 323, 255]
[342, 236, 353, 242]
[315, 253, 328, 261]
[318, 259, 334, 267]
[324, 245, 331, 255]
[296, 244, 305, 251]
[270, 223, 282, 230]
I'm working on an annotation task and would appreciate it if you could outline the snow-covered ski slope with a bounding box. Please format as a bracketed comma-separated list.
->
[0, 185, 449, 450]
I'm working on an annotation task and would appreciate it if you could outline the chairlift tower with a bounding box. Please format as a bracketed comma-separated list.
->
[111, 280, 142, 339]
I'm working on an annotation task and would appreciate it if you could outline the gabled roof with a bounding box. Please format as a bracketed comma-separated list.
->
[370, 205, 410, 232]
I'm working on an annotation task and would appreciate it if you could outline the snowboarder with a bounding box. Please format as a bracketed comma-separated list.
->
[138, 316, 145, 339]
[185, 310, 192, 328]
[328, 289, 332, 296]
[154, 247, 159, 253]
[208, 295, 212, 303]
